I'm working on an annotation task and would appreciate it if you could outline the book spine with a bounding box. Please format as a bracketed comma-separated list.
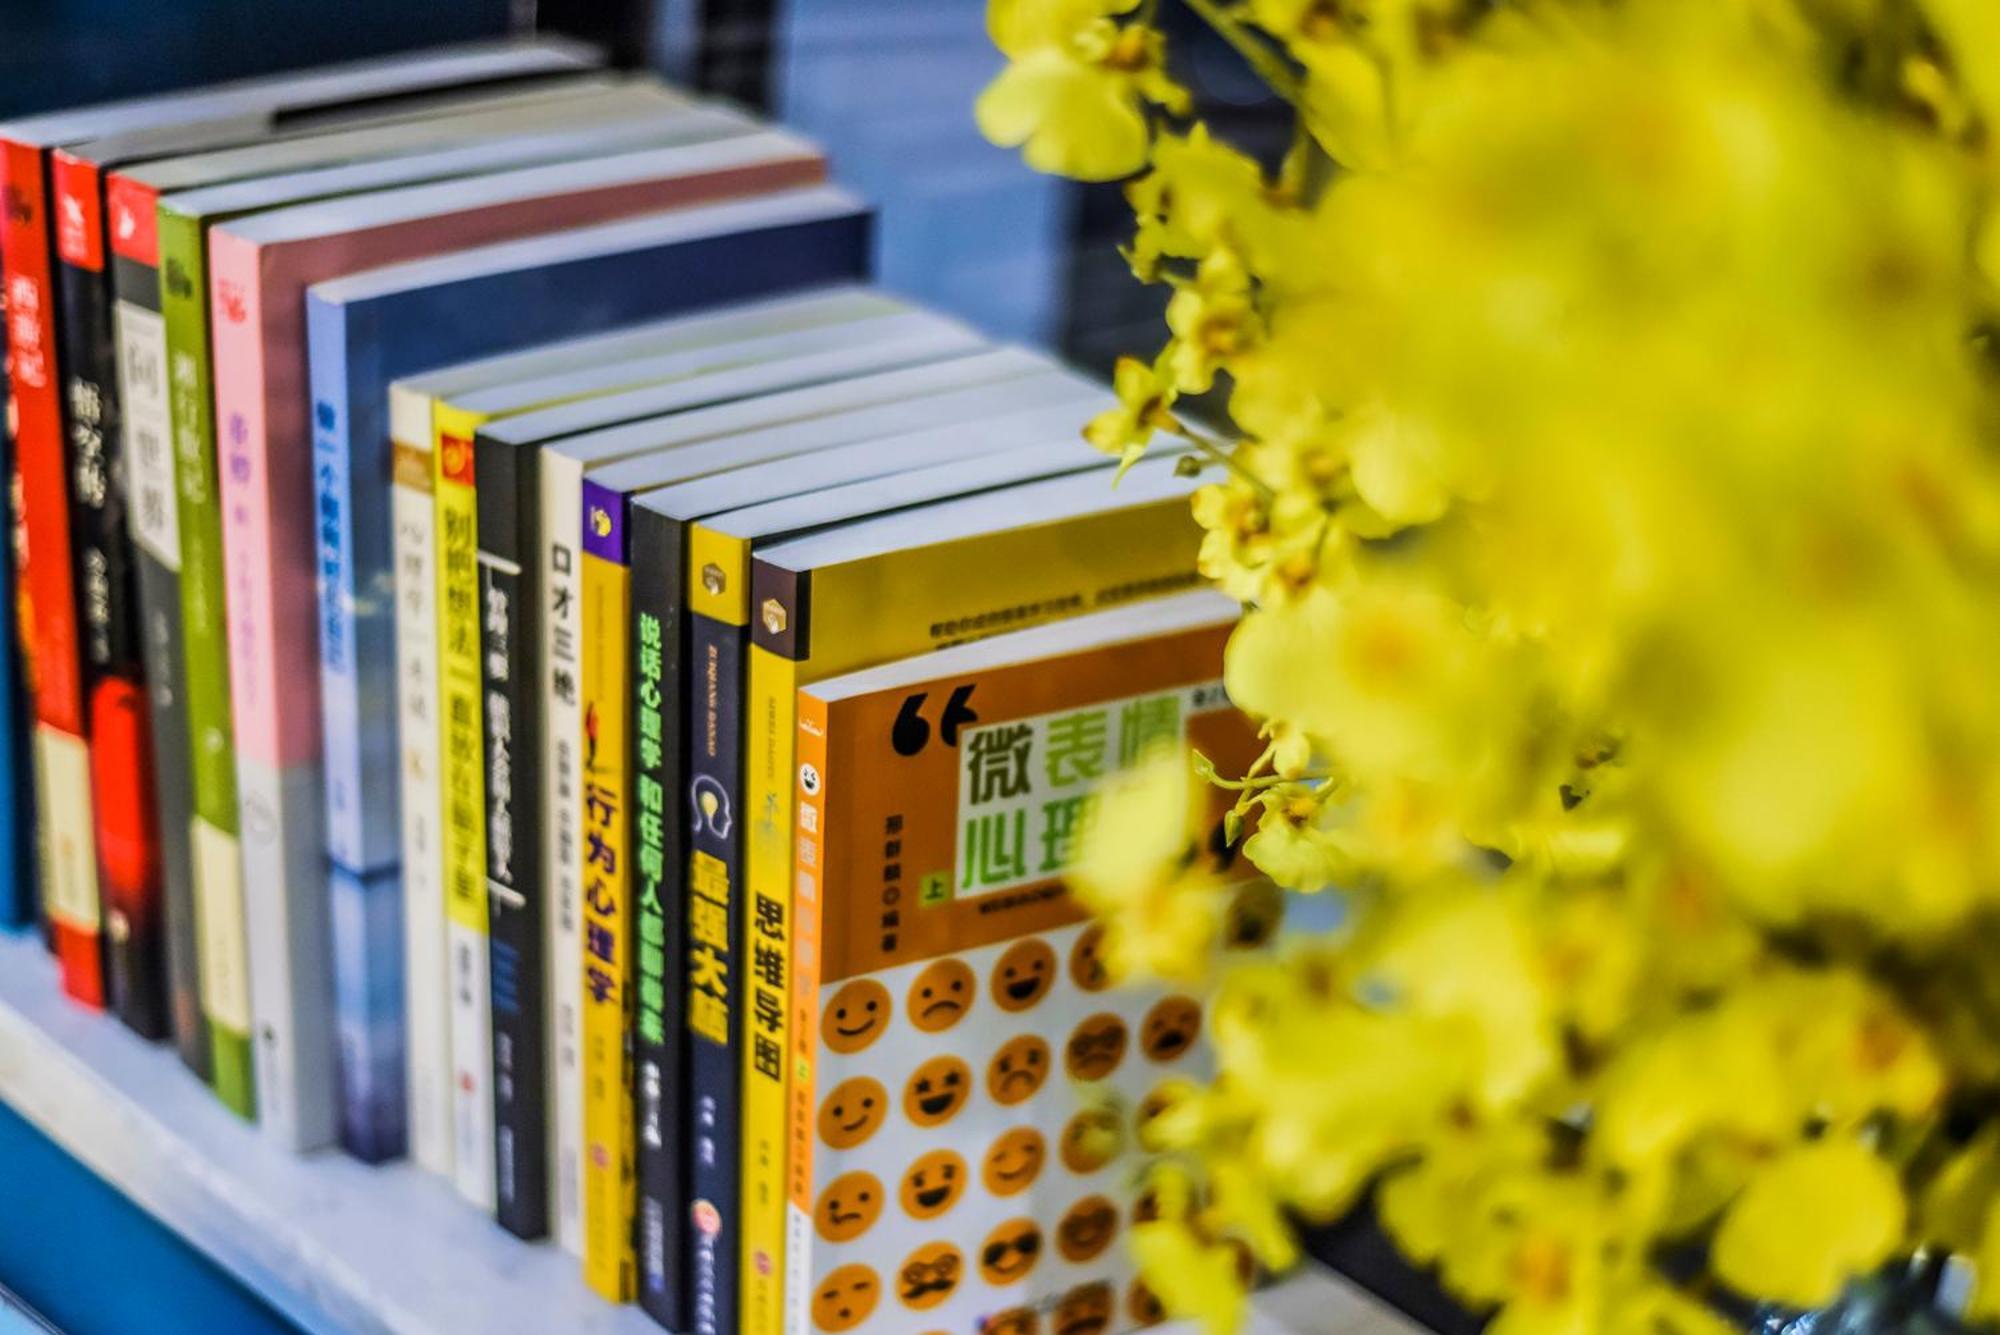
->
[52, 153, 164, 1039]
[629, 505, 688, 1330]
[435, 407, 495, 1210]
[109, 174, 207, 1074]
[686, 612, 745, 1335]
[540, 448, 588, 1258]
[157, 208, 254, 1117]
[209, 230, 336, 1152]
[740, 640, 797, 1335]
[391, 413, 450, 1176]
[475, 426, 547, 1240]
[3, 138, 102, 1005]
[311, 307, 404, 1163]
[784, 687, 831, 1335]
[0, 282, 32, 930]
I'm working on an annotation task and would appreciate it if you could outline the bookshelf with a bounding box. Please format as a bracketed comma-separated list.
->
[0, 931, 1413, 1335]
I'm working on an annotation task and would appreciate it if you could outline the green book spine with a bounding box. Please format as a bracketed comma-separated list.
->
[158, 206, 255, 1120]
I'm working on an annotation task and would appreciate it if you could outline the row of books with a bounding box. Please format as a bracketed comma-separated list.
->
[0, 37, 1268, 1335]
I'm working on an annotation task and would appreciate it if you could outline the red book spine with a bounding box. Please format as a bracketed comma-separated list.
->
[2, 137, 102, 1007]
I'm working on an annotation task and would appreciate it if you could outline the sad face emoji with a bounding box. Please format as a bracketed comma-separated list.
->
[899, 1148, 967, 1220]
[818, 1076, 888, 1150]
[1139, 994, 1202, 1063]
[814, 1171, 883, 1243]
[811, 1264, 880, 1332]
[978, 1217, 1044, 1286]
[986, 1034, 1050, 1106]
[821, 979, 891, 1054]
[982, 1126, 1046, 1196]
[903, 1055, 972, 1128]
[1055, 1194, 1119, 1263]
[908, 958, 975, 1033]
[991, 938, 1056, 1012]
[1064, 1013, 1128, 1081]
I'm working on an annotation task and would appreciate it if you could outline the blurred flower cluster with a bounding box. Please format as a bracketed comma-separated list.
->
[983, 1, 2000, 1331]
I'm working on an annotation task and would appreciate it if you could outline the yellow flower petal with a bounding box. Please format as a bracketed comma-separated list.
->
[1712, 1139, 1904, 1309]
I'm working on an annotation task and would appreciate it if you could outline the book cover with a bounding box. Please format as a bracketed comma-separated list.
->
[204, 129, 827, 1152]
[0, 34, 605, 1016]
[739, 455, 1205, 1330]
[789, 592, 1251, 1335]
[303, 190, 868, 1181]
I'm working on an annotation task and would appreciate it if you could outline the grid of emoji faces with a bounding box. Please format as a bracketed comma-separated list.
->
[800, 917, 1213, 1335]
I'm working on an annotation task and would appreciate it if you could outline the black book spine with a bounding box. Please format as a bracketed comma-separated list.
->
[685, 607, 743, 1335]
[479, 433, 549, 1240]
[110, 241, 207, 1075]
[630, 504, 689, 1330]
[53, 173, 165, 1039]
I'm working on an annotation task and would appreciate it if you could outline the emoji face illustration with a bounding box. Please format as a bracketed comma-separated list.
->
[822, 979, 891, 1054]
[983, 1308, 1040, 1335]
[815, 1171, 883, 1243]
[896, 1240, 962, 1311]
[982, 1127, 1046, 1196]
[1069, 922, 1110, 992]
[1053, 1282, 1116, 1335]
[1136, 1078, 1197, 1153]
[992, 938, 1056, 1012]
[908, 957, 975, 1033]
[1059, 1106, 1125, 1173]
[818, 1076, 888, 1150]
[986, 1034, 1050, 1106]
[978, 1217, 1044, 1286]
[904, 1055, 972, 1128]
[899, 1148, 967, 1220]
[812, 1264, 880, 1332]
[1224, 880, 1283, 949]
[1056, 1195, 1120, 1263]
[1128, 1277, 1166, 1326]
[1140, 994, 1202, 1062]
[1064, 1013, 1128, 1081]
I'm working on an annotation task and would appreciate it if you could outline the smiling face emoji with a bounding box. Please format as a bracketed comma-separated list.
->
[1059, 1106, 1125, 1173]
[903, 1055, 971, 1128]
[991, 938, 1056, 1012]
[907, 957, 975, 1033]
[821, 979, 891, 1054]
[814, 1171, 883, 1243]
[1069, 922, 1110, 992]
[982, 1126, 1046, 1196]
[1064, 1013, 1128, 1081]
[1056, 1195, 1120, 1263]
[1053, 1282, 1116, 1335]
[895, 1240, 962, 1311]
[1140, 994, 1202, 1063]
[978, 1217, 1044, 1286]
[811, 1264, 880, 1332]
[985, 1034, 1050, 1106]
[899, 1148, 967, 1220]
[817, 1076, 889, 1150]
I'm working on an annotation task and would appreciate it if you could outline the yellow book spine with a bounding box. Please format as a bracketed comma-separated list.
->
[742, 640, 797, 1335]
[579, 486, 637, 1301]
[433, 402, 495, 1209]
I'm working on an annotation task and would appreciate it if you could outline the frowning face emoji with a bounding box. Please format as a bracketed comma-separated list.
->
[896, 1240, 962, 1311]
[822, 979, 891, 1054]
[1139, 994, 1202, 1063]
[908, 958, 975, 1033]
[818, 1077, 888, 1150]
[986, 1034, 1050, 1106]
[982, 1126, 1046, 1196]
[1059, 1106, 1125, 1174]
[978, 1217, 1044, 1286]
[992, 938, 1056, 1012]
[1069, 922, 1110, 992]
[1064, 1013, 1128, 1081]
[1055, 1195, 1119, 1263]
[1053, 1282, 1115, 1335]
[899, 1148, 967, 1220]
[814, 1171, 883, 1243]
[903, 1055, 972, 1128]
[811, 1264, 880, 1332]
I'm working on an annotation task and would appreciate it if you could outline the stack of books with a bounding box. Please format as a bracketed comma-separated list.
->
[0, 37, 1269, 1335]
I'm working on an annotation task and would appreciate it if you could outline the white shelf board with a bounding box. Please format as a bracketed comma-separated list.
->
[0, 931, 1417, 1335]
